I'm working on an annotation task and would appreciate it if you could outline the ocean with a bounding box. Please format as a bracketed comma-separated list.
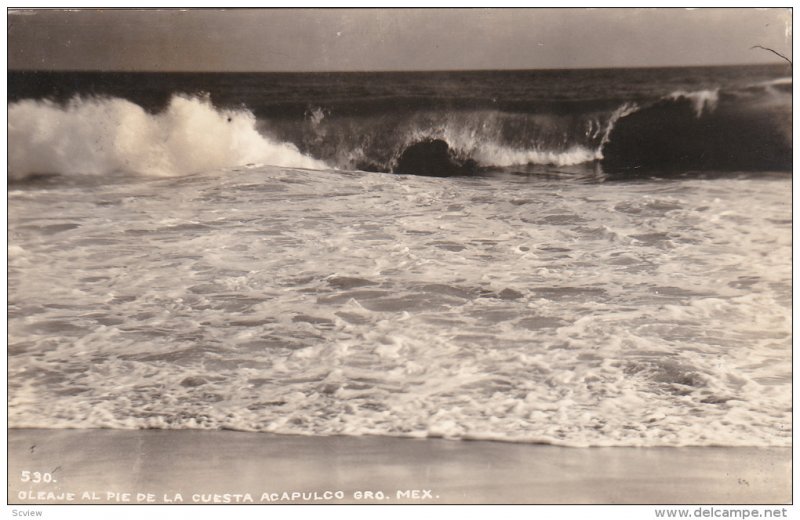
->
[7, 65, 792, 448]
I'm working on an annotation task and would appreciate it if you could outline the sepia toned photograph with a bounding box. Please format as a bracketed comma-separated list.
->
[6, 7, 792, 509]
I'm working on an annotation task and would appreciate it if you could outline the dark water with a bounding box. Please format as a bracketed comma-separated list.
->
[8, 65, 792, 177]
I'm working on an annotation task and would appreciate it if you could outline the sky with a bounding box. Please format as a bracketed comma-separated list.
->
[7, 8, 793, 72]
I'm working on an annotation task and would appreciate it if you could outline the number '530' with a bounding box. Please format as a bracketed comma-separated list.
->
[20, 471, 56, 483]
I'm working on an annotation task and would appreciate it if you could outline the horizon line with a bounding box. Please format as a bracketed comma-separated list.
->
[7, 61, 791, 75]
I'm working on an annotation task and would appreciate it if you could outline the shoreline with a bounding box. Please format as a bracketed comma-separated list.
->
[7, 428, 791, 505]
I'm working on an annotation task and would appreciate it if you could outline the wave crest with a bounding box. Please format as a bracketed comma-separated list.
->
[667, 89, 720, 117]
[601, 85, 791, 172]
[8, 78, 791, 179]
[8, 94, 328, 180]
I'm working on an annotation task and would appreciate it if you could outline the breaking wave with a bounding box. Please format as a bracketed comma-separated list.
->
[262, 80, 791, 175]
[8, 94, 328, 180]
[7, 76, 791, 180]
[601, 83, 792, 172]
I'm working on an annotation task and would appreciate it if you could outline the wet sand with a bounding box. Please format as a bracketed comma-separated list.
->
[7, 428, 790, 504]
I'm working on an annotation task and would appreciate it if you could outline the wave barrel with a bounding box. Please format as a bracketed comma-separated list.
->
[601, 90, 792, 172]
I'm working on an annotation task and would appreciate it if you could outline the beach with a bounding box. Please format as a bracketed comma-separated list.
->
[8, 428, 791, 504]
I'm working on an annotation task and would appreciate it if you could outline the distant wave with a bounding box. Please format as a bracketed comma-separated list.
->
[8, 95, 327, 180]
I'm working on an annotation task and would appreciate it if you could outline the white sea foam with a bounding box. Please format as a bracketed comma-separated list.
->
[596, 102, 640, 157]
[434, 104, 638, 167]
[401, 116, 604, 167]
[8, 94, 328, 179]
[752, 77, 792, 87]
[667, 89, 720, 117]
[470, 143, 599, 167]
[8, 167, 792, 447]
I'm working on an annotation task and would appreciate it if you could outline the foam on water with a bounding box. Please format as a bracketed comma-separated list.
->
[8, 167, 791, 447]
[8, 95, 327, 180]
[667, 89, 720, 117]
[394, 111, 607, 168]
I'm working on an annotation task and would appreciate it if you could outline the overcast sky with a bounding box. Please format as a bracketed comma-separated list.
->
[8, 8, 793, 72]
